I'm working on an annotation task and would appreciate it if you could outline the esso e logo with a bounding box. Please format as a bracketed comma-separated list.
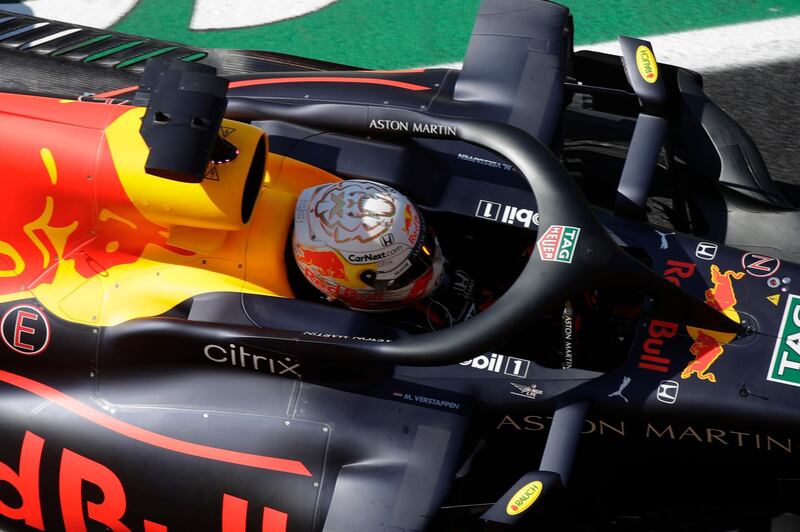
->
[1, 305, 51, 356]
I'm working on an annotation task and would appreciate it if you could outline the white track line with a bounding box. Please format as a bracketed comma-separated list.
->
[581, 15, 800, 72]
[0, 0, 139, 29]
[429, 15, 800, 73]
[190, 0, 339, 30]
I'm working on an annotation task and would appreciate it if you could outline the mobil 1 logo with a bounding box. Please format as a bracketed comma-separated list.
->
[768, 294, 800, 387]
[461, 353, 530, 378]
[475, 200, 539, 229]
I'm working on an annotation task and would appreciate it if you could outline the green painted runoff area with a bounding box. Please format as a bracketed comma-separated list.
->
[113, 0, 800, 68]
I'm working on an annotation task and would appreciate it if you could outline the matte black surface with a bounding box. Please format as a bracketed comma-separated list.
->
[453, 0, 570, 146]
[615, 113, 668, 216]
[675, 68, 790, 208]
[139, 59, 229, 182]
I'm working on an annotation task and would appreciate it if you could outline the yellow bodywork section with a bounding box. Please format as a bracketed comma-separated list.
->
[7, 108, 338, 326]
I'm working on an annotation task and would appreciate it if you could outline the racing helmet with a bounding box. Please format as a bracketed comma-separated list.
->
[293, 179, 444, 310]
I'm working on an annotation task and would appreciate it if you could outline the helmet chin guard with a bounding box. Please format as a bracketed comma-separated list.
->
[293, 179, 444, 311]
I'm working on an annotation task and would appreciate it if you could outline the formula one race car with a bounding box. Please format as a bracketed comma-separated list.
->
[1, 1, 800, 531]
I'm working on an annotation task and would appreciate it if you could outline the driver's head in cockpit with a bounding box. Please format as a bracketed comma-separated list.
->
[292, 179, 445, 311]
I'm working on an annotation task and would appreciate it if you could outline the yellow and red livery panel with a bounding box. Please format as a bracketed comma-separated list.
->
[0, 93, 339, 325]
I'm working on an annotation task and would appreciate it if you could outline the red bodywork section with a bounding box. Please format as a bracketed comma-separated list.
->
[0, 93, 189, 295]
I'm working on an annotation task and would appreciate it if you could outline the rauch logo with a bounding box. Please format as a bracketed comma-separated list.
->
[506, 480, 543, 515]
[636, 45, 659, 84]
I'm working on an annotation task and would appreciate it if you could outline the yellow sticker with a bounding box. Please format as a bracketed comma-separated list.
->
[505, 480, 543, 516]
[636, 45, 659, 84]
[768, 294, 781, 306]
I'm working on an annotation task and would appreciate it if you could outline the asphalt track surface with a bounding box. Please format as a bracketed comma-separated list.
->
[704, 62, 800, 198]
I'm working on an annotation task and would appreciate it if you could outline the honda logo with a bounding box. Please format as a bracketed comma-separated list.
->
[656, 380, 679, 404]
[695, 242, 718, 261]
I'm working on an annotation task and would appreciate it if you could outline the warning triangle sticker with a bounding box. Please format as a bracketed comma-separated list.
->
[767, 294, 781, 306]
[221, 126, 236, 138]
[204, 166, 220, 181]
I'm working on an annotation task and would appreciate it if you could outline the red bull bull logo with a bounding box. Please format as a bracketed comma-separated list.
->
[294, 247, 348, 281]
[403, 204, 413, 233]
[683, 265, 744, 382]
[402, 203, 420, 244]
[683, 330, 725, 382]
[704, 266, 744, 312]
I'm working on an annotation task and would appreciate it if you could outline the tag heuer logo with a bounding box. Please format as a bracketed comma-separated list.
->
[767, 294, 800, 387]
[536, 225, 581, 264]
